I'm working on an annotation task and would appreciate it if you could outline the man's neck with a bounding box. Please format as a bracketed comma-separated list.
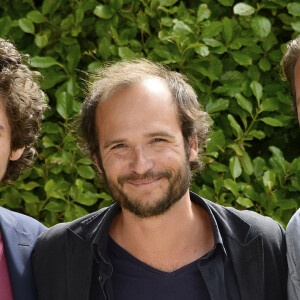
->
[109, 191, 214, 272]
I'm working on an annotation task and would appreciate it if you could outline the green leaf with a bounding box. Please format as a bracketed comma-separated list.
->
[27, 10, 47, 23]
[18, 18, 35, 34]
[269, 146, 286, 172]
[228, 114, 243, 138]
[67, 44, 81, 71]
[137, 11, 150, 35]
[45, 180, 62, 199]
[41, 69, 67, 89]
[258, 57, 271, 71]
[240, 152, 253, 175]
[30, 56, 61, 68]
[260, 117, 283, 127]
[94, 5, 115, 19]
[248, 130, 265, 140]
[173, 19, 192, 34]
[110, 0, 123, 10]
[277, 199, 298, 210]
[206, 98, 229, 113]
[233, 3, 255, 16]
[251, 16, 271, 38]
[201, 21, 222, 38]
[263, 170, 276, 190]
[261, 98, 279, 112]
[195, 45, 209, 57]
[218, 0, 234, 6]
[17, 182, 40, 191]
[206, 129, 226, 154]
[197, 4, 211, 22]
[224, 178, 238, 197]
[76, 157, 92, 166]
[222, 17, 233, 44]
[291, 21, 300, 32]
[237, 197, 254, 208]
[0, 16, 12, 36]
[287, 2, 300, 17]
[43, 122, 63, 134]
[74, 192, 98, 206]
[42, 0, 62, 15]
[77, 165, 95, 179]
[235, 93, 253, 115]
[229, 156, 242, 179]
[56, 91, 74, 119]
[253, 157, 265, 177]
[250, 81, 263, 104]
[231, 51, 252, 66]
[118, 47, 135, 59]
[209, 162, 228, 172]
[35, 33, 48, 48]
[22, 191, 40, 203]
[203, 38, 223, 47]
[45, 200, 66, 212]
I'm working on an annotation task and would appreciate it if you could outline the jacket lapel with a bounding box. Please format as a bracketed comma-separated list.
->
[66, 228, 94, 300]
[226, 234, 264, 300]
[201, 198, 265, 300]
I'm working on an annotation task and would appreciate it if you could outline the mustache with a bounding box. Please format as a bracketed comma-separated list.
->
[118, 171, 172, 185]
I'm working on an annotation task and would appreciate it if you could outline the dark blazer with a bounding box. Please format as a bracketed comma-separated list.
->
[33, 193, 287, 300]
[0, 206, 46, 300]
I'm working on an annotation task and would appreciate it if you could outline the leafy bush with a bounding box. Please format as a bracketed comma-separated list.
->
[0, 0, 299, 227]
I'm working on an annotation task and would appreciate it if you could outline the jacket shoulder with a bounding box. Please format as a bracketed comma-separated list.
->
[207, 199, 285, 243]
[34, 206, 110, 249]
[0, 206, 46, 236]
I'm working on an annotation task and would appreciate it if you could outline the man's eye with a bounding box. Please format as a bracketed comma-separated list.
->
[112, 144, 125, 149]
[152, 138, 165, 143]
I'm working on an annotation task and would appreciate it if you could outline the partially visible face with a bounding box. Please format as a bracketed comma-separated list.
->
[0, 100, 23, 182]
[294, 57, 300, 122]
[95, 78, 198, 218]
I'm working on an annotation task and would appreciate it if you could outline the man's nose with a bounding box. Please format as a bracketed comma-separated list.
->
[130, 146, 154, 174]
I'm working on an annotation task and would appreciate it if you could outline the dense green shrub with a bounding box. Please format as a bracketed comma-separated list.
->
[0, 0, 300, 227]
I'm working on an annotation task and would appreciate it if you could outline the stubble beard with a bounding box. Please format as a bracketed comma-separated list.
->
[102, 157, 191, 218]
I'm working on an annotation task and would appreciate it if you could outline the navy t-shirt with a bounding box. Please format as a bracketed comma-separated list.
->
[108, 236, 211, 300]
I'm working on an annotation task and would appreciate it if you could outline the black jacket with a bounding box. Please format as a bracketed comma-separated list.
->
[32, 192, 287, 300]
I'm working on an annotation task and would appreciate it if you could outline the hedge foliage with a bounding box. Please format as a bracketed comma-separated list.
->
[0, 0, 300, 227]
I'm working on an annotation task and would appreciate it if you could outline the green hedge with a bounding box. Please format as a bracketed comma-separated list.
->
[0, 0, 300, 227]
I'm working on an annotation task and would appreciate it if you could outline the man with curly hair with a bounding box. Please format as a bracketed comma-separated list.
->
[34, 59, 287, 300]
[0, 38, 47, 300]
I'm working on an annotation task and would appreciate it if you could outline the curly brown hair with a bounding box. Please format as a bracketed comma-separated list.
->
[80, 59, 211, 179]
[0, 38, 47, 183]
[281, 35, 300, 113]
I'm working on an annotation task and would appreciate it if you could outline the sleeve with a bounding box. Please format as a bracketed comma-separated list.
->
[287, 209, 300, 300]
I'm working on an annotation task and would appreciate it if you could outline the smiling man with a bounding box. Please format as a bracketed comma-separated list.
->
[33, 59, 287, 300]
[0, 38, 47, 300]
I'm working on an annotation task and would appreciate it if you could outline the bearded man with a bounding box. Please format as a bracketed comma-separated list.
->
[33, 59, 287, 300]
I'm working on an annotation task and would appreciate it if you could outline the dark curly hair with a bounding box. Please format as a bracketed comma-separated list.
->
[0, 38, 47, 183]
[281, 35, 300, 114]
[80, 59, 211, 180]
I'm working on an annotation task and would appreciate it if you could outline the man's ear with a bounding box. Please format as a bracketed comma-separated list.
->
[93, 153, 103, 173]
[10, 147, 25, 161]
[188, 135, 198, 162]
